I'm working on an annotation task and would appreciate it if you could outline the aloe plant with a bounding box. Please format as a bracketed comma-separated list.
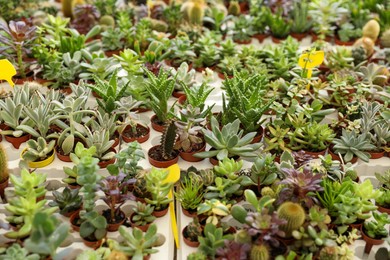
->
[195, 117, 261, 161]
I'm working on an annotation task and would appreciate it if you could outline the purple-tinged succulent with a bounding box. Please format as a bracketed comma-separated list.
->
[216, 240, 251, 260]
[277, 167, 323, 208]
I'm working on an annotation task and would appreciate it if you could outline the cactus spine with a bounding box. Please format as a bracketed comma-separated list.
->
[277, 202, 306, 238]
[250, 245, 270, 260]
[362, 19, 380, 42]
[0, 143, 8, 183]
[380, 29, 390, 48]
[228, 1, 241, 16]
[188, 2, 204, 26]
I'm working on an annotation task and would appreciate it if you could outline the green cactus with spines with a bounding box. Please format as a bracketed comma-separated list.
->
[62, 0, 75, 18]
[261, 187, 276, 198]
[148, 18, 168, 32]
[161, 120, 177, 160]
[228, 1, 241, 16]
[0, 143, 8, 183]
[234, 229, 251, 244]
[133, 171, 151, 199]
[185, 218, 202, 242]
[344, 169, 357, 181]
[277, 202, 306, 238]
[318, 246, 339, 260]
[99, 15, 115, 30]
[250, 244, 270, 260]
[188, 2, 204, 26]
[380, 29, 390, 48]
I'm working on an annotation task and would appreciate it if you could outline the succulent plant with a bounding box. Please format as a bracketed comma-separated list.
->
[250, 244, 270, 260]
[0, 143, 9, 185]
[175, 176, 204, 211]
[185, 218, 203, 242]
[131, 201, 156, 227]
[277, 202, 306, 238]
[22, 137, 56, 163]
[362, 19, 380, 42]
[216, 240, 251, 260]
[49, 187, 82, 216]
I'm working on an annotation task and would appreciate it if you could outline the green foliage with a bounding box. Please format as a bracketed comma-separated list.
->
[115, 224, 159, 260]
[22, 137, 56, 162]
[131, 202, 156, 226]
[277, 202, 306, 237]
[290, 0, 312, 33]
[49, 187, 83, 216]
[175, 176, 204, 211]
[24, 212, 69, 258]
[195, 117, 261, 161]
[160, 120, 177, 160]
[144, 69, 175, 123]
[144, 168, 173, 211]
[0, 144, 9, 183]
[267, 8, 292, 39]
[363, 211, 390, 239]
[0, 243, 39, 260]
[198, 223, 233, 258]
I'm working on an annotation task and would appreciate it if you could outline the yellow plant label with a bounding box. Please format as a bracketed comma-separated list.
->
[165, 164, 181, 248]
[0, 59, 16, 87]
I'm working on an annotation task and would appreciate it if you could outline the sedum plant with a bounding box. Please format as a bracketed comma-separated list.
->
[198, 223, 233, 258]
[131, 202, 156, 227]
[195, 117, 261, 161]
[144, 168, 174, 211]
[0, 244, 39, 260]
[363, 211, 390, 239]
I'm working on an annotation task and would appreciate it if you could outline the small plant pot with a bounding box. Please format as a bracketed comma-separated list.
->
[290, 32, 307, 41]
[253, 33, 269, 43]
[69, 211, 81, 232]
[60, 86, 72, 95]
[55, 146, 72, 162]
[179, 143, 206, 162]
[104, 49, 122, 57]
[105, 210, 126, 232]
[129, 213, 151, 232]
[233, 38, 252, 44]
[150, 114, 165, 133]
[334, 37, 355, 46]
[271, 36, 287, 44]
[377, 205, 390, 215]
[20, 148, 55, 168]
[152, 206, 169, 218]
[178, 95, 187, 105]
[148, 145, 179, 168]
[217, 72, 233, 80]
[14, 77, 33, 85]
[172, 90, 186, 98]
[361, 226, 385, 255]
[302, 149, 327, 159]
[251, 127, 264, 144]
[4, 131, 31, 149]
[0, 177, 9, 202]
[181, 206, 198, 218]
[121, 124, 150, 144]
[368, 150, 386, 159]
[328, 149, 358, 164]
[182, 226, 200, 248]
[83, 237, 104, 249]
[97, 148, 117, 169]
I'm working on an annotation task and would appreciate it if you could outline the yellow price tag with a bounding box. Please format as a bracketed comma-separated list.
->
[163, 164, 181, 248]
[0, 59, 16, 87]
[298, 50, 324, 79]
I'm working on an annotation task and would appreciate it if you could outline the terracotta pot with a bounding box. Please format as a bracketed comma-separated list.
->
[0, 177, 9, 202]
[334, 37, 355, 46]
[131, 107, 151, 113]
[104, 49, 122, 57]
[178, 95, 187, 105]
[217, 72, 233, 80]
[179, 142, 206, 162]
[129, 213, 151, 232]
[181, 206, 198, 218]
[4, 132, 31, 149]
[302, 149, 327, 159]
[290, 32, 307, 41]
[111, 135, 119, 148]
[368, 150, 386, 159]
[121, 124, 150, 144]
[209, 154, 240, 166]
[233, 38, 252, 44]
[150, 114, 165, 132]
[55, 146, 72, 162]
[83, 237, 104, 249]
[148, 145, 179, 168]
[172, 90, 186, 98]
[68, 183, 81, 190]
[106, 210, 126, 232]
[152, 206, 169, 218]
[251, 127, 264, 144]
[328, 148, 358, 164]
[361, 226, 385, 254]
[69, 211, 81, 232]
[377, 205, 390, 214]
[182, 226, 200, 247]
[253, 33, 269, 42]
[271, 36, 287, 44]
[14, 77, 34, 85]
[98, 156, 116, 169]
[59, 86, 72, 95]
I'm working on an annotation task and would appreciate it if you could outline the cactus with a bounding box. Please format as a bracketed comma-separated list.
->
[0, 143, 8, 183]
[148, 18, 168, 32]
[344, 169, 357, 181]
[250, 244, 270, 260]
[161, 120, 177, 160]
[277, 202, 306, 238]
[99, 15, 115, 30]
[380, 29, 390, 48]
[133, 171, 151, 199]
[353, 37, 375, 56]
[352, 46, 367, 65]
[185, 218, 202, 242]
[318, 246, 339, 260]
[228, 1, 241, 16]
[373, 65, 389, 86]
[261, 187, 276, 198]
[62, 0, 75, 18]
[362, 19, 380, 42]
[235, 229, 251, 244]
[188, 2, 204, 26]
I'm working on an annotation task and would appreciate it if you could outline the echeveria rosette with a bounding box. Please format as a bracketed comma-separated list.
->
[277, 167, 323, 208]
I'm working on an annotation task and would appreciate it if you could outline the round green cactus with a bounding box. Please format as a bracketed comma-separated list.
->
[277, 202, 306, 238]
[250, 244, 270, 260]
